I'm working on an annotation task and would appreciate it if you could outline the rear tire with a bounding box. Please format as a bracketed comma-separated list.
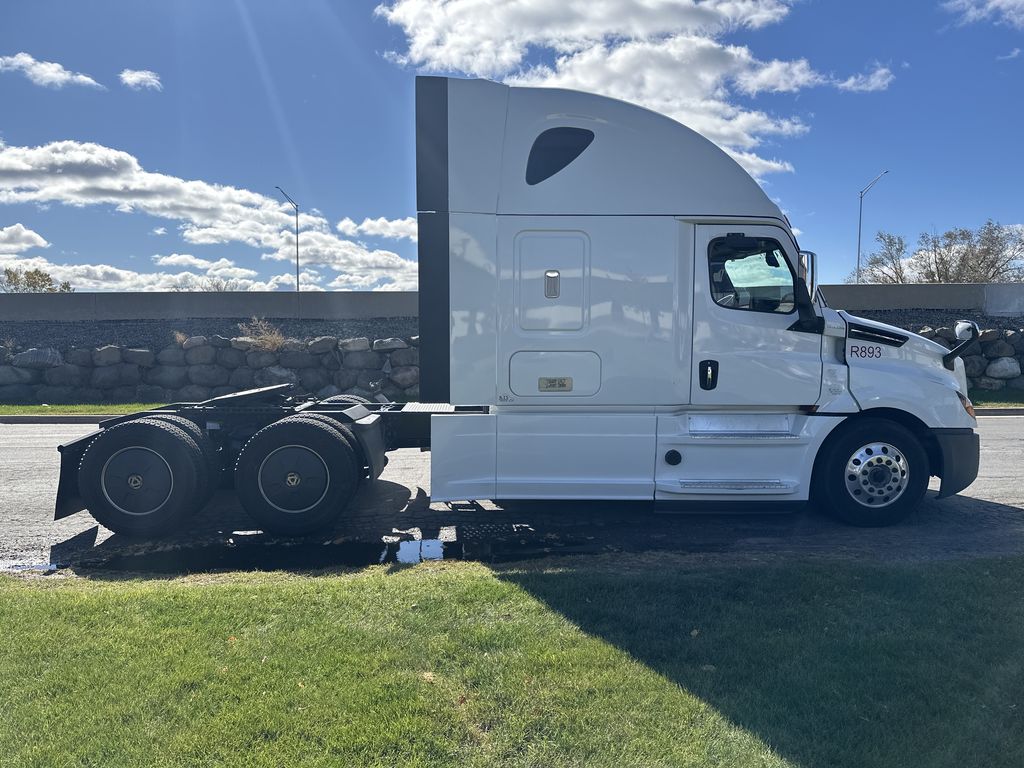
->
[78, 418, 205, 537]
[144, 413, 221, 501]
[814, 418, 929, 527]
[234, 416, 359, 535]
[290, 413, 366, 483]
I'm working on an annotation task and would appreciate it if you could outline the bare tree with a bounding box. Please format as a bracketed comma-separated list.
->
[850, 221, 1024, 284]
[170, 275, 245, 292]
[847, 232, 911, 284]
[0, 267, 73, 293]
[911, 221, 1024, 283]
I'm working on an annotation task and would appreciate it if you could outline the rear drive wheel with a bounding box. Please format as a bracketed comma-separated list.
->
[144, 413, 221, 500]
[234, 416, 359, 535]
[290, 413, 366, 483]
[814, 418, 929, 526]
[78, 418, 205, 537]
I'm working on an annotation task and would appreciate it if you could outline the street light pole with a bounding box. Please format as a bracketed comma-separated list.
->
[275, 186, 300, 292]
[856, 170, 889, 284]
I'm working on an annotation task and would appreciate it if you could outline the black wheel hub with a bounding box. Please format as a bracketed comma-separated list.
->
[258, 446, 330, 514]
[101, 447, 173, 516]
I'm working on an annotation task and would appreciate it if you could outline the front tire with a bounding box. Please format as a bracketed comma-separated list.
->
[234, 416, 359, 535]
[814, 418, 929, 527]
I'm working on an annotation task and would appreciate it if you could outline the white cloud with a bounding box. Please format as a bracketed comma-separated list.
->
[943, 0, 1024, 28]
[997, 47, 1021, 60]
[152, 252, 260, 280]
[0, 249, 303, 292]
[835, 65, 895, 92]
[152, 253, 212, 269]
[0, 52, 103, 89]
[735, 58, 826, 95]
[375, 0, 792, 77]
[0, 139, 418, 290]
[337, 215, 418, 241]
[119, 69, 163, 91]
[0, 223, 49, 253]
[150, 226, 167, 236]
[377, 0, 894, 177]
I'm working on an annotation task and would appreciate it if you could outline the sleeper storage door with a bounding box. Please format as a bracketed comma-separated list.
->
[690, 224, 822, 407]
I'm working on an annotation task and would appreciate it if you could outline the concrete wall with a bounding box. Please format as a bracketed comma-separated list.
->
[0, 291, 418, 321]
[2, 284, 1022, 322]
[819, 283, 1024, 316]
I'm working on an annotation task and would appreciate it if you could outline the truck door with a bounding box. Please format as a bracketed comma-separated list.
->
[690, 224, 822, 406]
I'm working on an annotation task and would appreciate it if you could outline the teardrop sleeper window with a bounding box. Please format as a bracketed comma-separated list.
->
[525, 127, 595, 185]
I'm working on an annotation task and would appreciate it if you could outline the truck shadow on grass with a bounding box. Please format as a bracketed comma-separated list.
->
[496, 541, 1024, 768]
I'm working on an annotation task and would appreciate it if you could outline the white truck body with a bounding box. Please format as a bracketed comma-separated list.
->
[416, 76, 979, 515]
[53, 76, 981, 538]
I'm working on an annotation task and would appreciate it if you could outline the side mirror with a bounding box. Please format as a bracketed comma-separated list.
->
[944, 320, 980, 371]
[798, 250, 817, 300]
[955, 320, 979, 341]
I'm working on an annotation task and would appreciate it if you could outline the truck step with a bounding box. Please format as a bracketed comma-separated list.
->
[656, 479, 798, 495]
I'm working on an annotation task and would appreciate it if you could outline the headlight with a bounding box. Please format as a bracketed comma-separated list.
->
[957, 391, 976, 419]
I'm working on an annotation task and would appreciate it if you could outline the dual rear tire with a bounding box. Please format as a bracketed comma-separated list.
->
[78, 418, 211, 537]
[233, 415, 362, 535]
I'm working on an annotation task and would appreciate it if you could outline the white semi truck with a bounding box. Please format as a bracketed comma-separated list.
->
[55, 76, 980, 537]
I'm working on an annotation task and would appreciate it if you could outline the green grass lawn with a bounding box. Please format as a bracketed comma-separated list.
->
[2, 555, 1022, 767]
[968, 389, 1024, 408]
[0, 402, 163, 415]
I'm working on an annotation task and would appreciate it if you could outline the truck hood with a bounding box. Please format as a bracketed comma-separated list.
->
[839, 311, 969, 393]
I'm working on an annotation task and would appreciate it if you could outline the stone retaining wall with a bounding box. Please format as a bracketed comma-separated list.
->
[0, 333, 420, 404]
[2, 318, 1022, 404]
[914, 325, 1024, 392]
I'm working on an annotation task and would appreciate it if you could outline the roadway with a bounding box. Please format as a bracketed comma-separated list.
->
[0, 418, 1021, 573]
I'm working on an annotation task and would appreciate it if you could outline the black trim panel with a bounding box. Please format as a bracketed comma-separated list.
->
[417, 212, 450, 402]
[847, 323, 908, 347]
[933, 428, 979, 498]
[415, 76, 448, 213]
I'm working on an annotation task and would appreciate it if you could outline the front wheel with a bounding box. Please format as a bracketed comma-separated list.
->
[814, 418, 929, 527]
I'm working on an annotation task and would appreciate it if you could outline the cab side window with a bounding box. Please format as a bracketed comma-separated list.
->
[708, 236, 796, 314]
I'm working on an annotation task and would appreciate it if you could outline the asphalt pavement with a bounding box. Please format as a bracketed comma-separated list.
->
[0, 418, 1021, 574]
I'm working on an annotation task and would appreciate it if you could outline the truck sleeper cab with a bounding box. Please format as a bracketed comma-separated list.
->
[55, 76, 980, 538]
[418, 76, 979, 527]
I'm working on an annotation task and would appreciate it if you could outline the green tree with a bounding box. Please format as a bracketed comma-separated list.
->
[0, 267, 73, 293]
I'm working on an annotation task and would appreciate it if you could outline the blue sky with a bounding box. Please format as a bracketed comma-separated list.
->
[0, 0, 1021, 290]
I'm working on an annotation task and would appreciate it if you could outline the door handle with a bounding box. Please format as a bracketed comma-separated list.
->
[699, 360, 719, 390]
[544, 270, 560, 299]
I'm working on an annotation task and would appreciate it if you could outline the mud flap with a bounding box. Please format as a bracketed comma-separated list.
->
[54, 430, 100, 519]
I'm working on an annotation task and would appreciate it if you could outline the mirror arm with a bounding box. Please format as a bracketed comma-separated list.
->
[789, 278, 824, 333]
[943, 325, 979, 371]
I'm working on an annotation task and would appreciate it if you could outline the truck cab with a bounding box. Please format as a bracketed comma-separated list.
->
[419, 76, 979, 526]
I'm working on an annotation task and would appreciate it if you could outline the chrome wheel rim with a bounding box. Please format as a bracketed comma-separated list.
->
[844, 442, 908, 508]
